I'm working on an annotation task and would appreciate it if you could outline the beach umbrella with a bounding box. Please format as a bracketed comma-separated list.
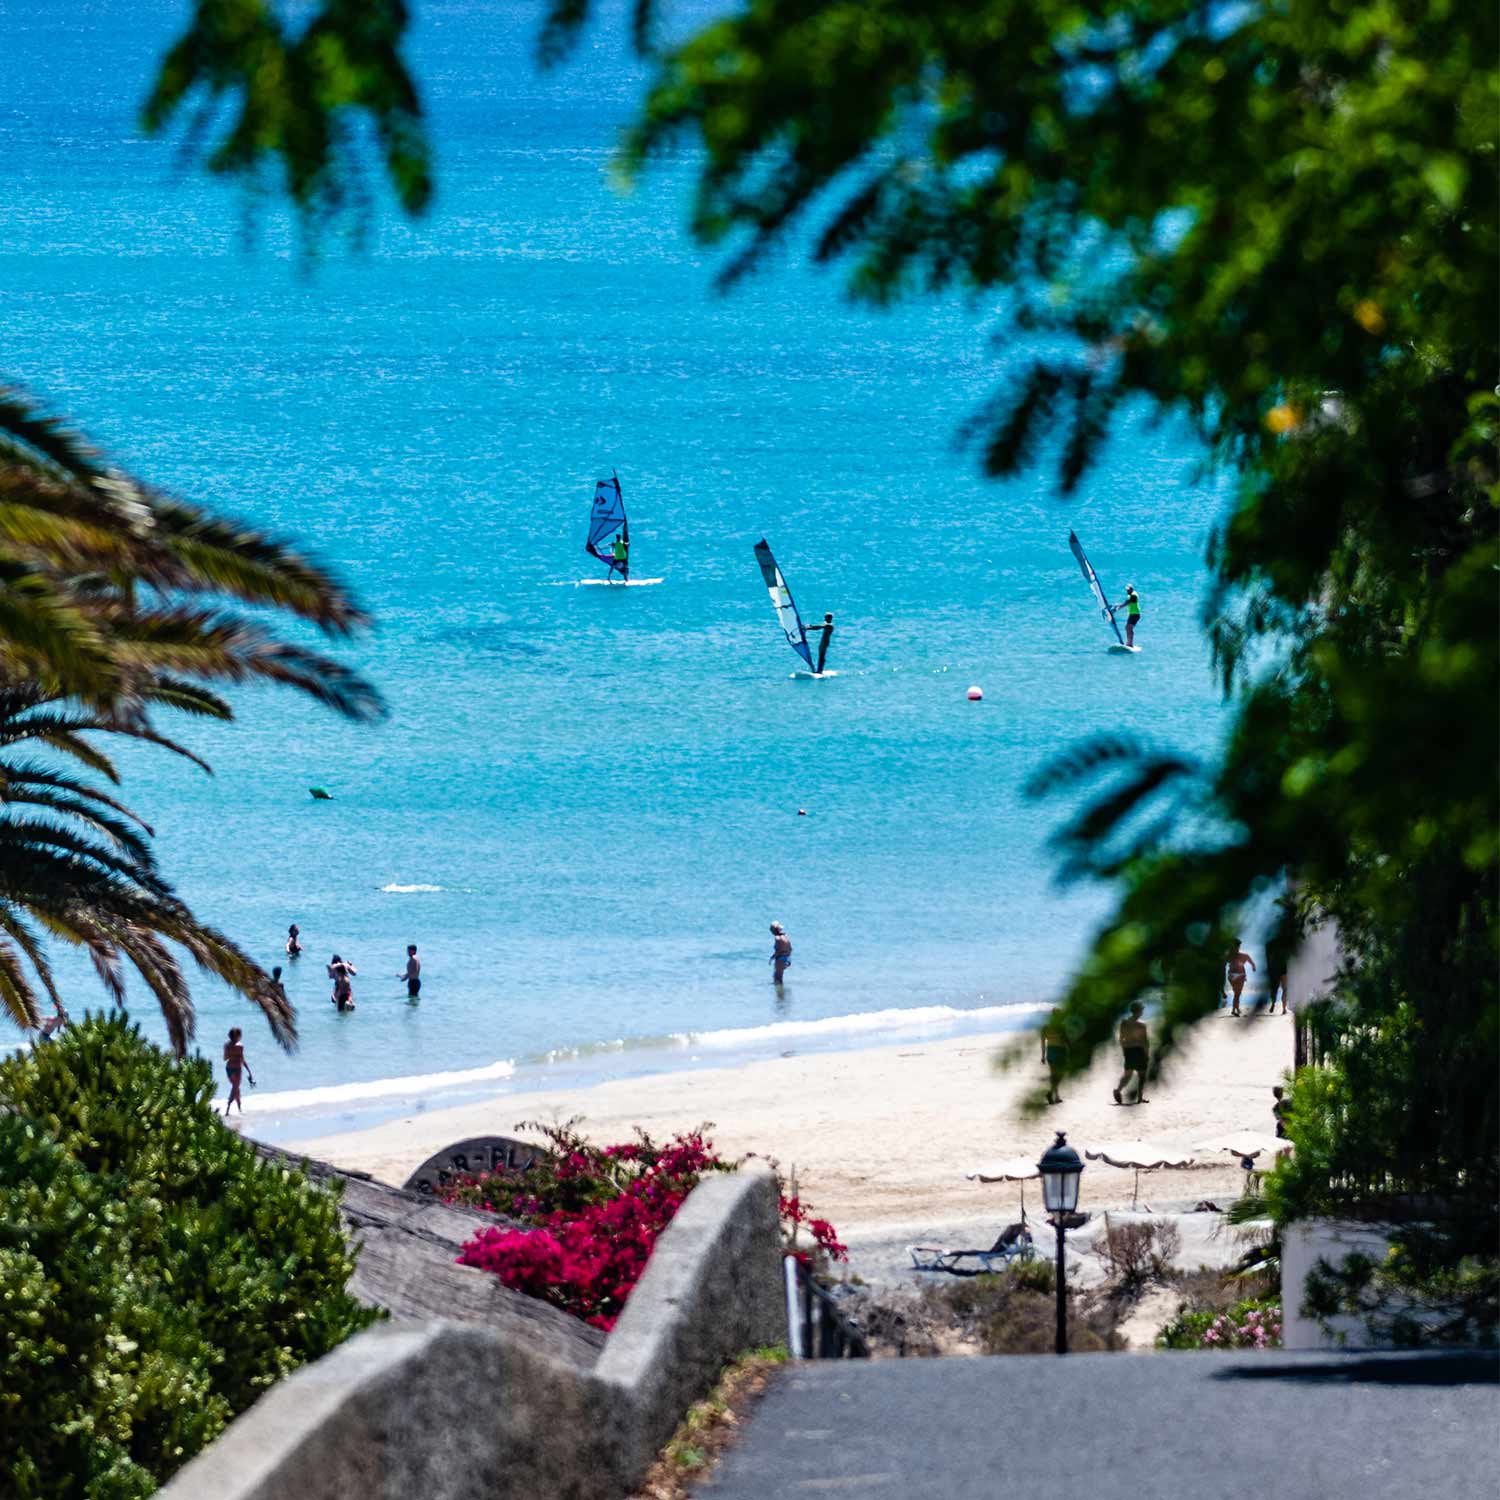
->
[1083, 1140, 1196, 1208]
[1196, 1132, 1293, 1191]
[965, 1156, 1040, 1223]
[1195, 1132, 1292, 1162]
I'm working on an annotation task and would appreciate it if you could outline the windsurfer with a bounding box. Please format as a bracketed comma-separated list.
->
[612, 531, 629, 581]
[1115, 585, 1142, 646]
[770, 922, 792, 985]
[806, 612, 835, 673]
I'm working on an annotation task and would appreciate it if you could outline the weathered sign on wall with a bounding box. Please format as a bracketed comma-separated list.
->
[403, 1135, 547, 1195]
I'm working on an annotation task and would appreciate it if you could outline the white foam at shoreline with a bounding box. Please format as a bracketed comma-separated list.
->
[667, 1002, 1045, 1051]
[243, 1003, 1043, 1128]
[240, 1057, 515, 1114]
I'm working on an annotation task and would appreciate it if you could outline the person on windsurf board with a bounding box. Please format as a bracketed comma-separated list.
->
[753, 539, 838, 676]
[585, 474, 631, 582]
[806, 612, 835, 674]
[1114, 585, 1141, 647]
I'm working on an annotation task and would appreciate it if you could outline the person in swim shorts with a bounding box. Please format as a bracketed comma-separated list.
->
[1114, 585, 1142, 646]
[400, 944, 421, 999]
[223, 1027, 255, 1114]
[1041, 1008, 1067, 1105]
[770, 922, 792, 985]
[1113, 1002, 1150, 1104]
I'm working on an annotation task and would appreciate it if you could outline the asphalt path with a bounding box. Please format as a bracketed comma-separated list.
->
[696, 1351, 1500, 1499]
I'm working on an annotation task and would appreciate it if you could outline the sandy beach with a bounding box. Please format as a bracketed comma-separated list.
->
[291, 1010, 1293, 1244]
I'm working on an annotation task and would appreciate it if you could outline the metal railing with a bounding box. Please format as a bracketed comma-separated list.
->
[783, 1256, 869, 1360]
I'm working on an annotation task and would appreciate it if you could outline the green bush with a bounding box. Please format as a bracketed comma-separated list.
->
[0, 1014, 378, 1499]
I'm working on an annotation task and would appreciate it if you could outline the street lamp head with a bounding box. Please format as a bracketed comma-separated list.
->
[1038, 1131, 1084, 1215]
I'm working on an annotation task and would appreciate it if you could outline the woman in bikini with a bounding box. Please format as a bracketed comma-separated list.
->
[223, 1027, 255, 1114]
[1224, 939, 1256, 1016]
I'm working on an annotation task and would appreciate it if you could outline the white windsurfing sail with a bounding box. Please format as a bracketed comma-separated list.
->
[585, 474, 628, 580]
[1068, 529, 1125, 646]
[753, 538, 814, 671]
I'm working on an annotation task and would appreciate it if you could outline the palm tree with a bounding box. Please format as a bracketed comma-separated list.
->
[0, 387, 381, 1050]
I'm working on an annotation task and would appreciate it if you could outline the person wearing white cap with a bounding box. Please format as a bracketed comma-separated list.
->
[769, 922, 793, 986]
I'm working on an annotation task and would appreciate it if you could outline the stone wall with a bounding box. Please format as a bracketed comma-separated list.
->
[157, 1165, 785, 1500]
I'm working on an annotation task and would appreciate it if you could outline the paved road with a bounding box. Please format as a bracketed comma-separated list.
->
[696, 1351, 1499, 1499]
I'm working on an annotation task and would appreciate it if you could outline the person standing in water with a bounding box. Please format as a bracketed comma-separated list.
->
[769, 922, 792, 985]
[328, 954, 357, 1011]
[400, 944, 422, 1000]
[805, 612, 835, 673]
[1224, 939, 1256, 1016]
[612, 530, 629, 582]
[1114, 585, 1142, 647]
[286, 923, 302, 959]
[223, 1027, 255, 1114]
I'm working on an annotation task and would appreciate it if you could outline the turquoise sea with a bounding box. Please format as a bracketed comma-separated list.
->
[3, 0, 1232, 1137]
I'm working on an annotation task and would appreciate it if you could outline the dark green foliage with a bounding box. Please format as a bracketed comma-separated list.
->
[584, 0, 1499, 1334]
[144, 0, 431, 226]
[0, 1015, 377, 1499]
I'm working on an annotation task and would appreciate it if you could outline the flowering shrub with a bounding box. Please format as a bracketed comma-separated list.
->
[445, 1120, 844, 1330]
[1157, 1294, 1283, 1350]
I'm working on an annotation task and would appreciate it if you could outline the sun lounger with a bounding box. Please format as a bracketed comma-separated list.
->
[909, 1222, 1035, 1276]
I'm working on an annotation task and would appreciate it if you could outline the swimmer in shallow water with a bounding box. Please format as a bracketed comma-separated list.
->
[770, 922, 792, 985]
[328, 954, 357, 1011]
[399, 944, 421, 999]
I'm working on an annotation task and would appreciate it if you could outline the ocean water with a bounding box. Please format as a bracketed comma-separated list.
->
[1, 0, 1232, 1136]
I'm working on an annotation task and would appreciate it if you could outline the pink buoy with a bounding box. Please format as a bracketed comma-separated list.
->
[967, 685, 984, 702]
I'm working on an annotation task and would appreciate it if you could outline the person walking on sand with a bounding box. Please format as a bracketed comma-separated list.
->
[1224, 939, 1256, 1016]
[399, 944, 421, 999]
[286, 923, 302, 959]
[769, 922, 792, 985]
[1041, 1009, 1067, 1105]
[328, 954, 357, 1011]
[1113, 585, 1142, 647]
[1113, 1002, 1150, 1105]
[223, 1027, 255, 1113]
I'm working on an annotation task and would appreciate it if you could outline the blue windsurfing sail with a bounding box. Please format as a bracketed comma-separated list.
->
[585, 474, 628, 579]
[754, 538, 814, 670]
[1069, 530, 1125, 646]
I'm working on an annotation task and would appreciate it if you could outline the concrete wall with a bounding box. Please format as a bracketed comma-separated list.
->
[1282, 1219, 1433, 1350]
[157, 1165, 785, 1500]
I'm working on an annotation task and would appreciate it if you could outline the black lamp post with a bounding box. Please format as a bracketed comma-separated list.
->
[1038, 1131, 1084, 1355]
